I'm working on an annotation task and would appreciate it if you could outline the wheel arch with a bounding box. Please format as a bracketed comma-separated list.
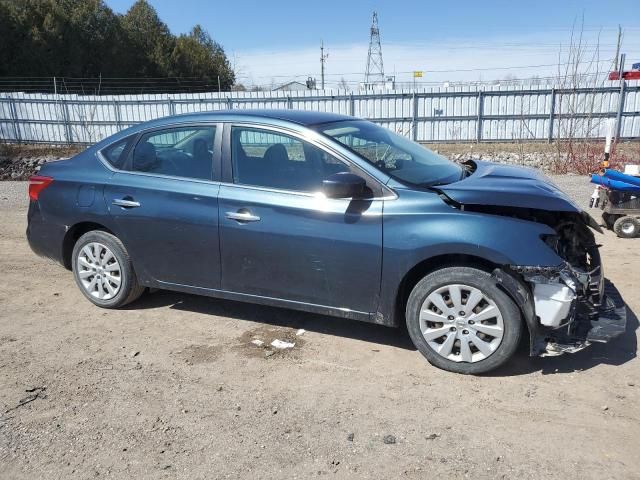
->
[62, 221, 115, 270]
[391, 253, 534, 351]
[394, 254, 498, 327]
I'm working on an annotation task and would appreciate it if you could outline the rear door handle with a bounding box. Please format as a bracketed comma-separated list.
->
[112, 198, 141, 208]
[225, 211, 261, 223]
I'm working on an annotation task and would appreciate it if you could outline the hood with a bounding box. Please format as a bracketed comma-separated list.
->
[440, 160, 580, 212]
[439, 161, 602, 233]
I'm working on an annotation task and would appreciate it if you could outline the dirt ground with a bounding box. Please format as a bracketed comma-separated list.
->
[0, 177, 639, 480]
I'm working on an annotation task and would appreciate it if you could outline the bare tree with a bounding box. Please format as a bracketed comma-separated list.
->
[59, 77, 103, 144]
[553, 16, 615, 173]
[513, 88, 538, 168]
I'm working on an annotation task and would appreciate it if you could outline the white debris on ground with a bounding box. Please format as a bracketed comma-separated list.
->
[250, 339, 264, 347]
[296, 329, 306, 336]
[270, 339, 295, 349]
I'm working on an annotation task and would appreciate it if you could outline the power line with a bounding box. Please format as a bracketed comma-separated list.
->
[1, 56, 616, 85]
[0, 76, 222, 94]
[0, 58, 622, 94]
[241, 58, 617, 80]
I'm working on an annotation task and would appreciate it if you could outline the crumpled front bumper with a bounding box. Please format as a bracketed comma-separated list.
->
[585, 280, 627, 342]
[501, 260, 627, 357]
[539, 281, 627, 356]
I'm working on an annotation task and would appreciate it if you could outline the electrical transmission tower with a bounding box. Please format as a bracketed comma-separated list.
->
[364, 11, 385, 84]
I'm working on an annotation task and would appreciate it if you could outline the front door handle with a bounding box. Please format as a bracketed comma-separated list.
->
[225, 211, 261, 223]
[113, 198, 141, 208]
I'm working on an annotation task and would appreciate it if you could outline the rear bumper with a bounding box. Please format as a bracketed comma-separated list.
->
[26, 201, 66, 265]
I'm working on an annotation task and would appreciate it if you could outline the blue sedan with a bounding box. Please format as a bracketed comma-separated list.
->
[26, 110, 626, 374]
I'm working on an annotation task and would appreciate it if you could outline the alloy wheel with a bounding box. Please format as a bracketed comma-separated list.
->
[76, 242, 122, 300]
[419, 284, 504, 363]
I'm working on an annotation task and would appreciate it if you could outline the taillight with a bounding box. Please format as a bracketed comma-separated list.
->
[28, 175, 54, 201]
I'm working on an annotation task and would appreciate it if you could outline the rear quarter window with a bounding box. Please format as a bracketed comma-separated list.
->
[101, 137, 132, 169]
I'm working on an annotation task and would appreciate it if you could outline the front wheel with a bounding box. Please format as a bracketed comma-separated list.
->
[72, 230, 145, 308]
[406, 266, 522, 374]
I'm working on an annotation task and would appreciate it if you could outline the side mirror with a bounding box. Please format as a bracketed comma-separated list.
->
[322, 172, 366, 199]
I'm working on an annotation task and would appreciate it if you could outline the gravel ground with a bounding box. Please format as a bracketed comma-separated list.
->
[550, 174, 595, 210]
[0, 181, 26, 209]
[1, 176, 639, 480]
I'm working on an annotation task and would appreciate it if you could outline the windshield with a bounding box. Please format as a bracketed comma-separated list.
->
[315, 120, 463, 187]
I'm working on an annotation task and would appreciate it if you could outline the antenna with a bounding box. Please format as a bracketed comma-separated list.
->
[365, 11, 385, 84]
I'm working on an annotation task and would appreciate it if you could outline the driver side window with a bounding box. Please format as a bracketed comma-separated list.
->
[231, 126, 349, 192]
[128, 126, 216, 180]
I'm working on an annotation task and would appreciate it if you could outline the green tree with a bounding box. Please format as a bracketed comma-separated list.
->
[120, 0, 174, 77]
[0, 0, 125, 77]
[0, 0, 237, 91]
[170, 25, 235, 89]
[0, 1, 23, 76]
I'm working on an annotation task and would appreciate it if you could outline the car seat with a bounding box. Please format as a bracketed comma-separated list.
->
[192, 138, 211, 179]
[133, 142, 159, 172]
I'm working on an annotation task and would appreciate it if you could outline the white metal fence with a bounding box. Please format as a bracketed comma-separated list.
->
[1, 81, 639, 145]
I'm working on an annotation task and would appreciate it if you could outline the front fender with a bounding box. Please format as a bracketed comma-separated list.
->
[377, 190, 563, 326]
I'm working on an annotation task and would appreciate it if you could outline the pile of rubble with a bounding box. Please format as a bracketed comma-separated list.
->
[445, 151, 562, 172]
[0, 155, 67, 180]
[0, 149, 563, 181]
[0, 142, 607, 180]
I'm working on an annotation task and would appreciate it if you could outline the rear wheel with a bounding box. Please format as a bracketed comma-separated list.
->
[613, 216, 640, 238]
[72, 231, 145, 308]
[406, 266, 522, 374]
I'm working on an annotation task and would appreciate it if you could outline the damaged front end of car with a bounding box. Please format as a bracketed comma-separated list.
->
[505, 213, 626, 356]
[485, 209, 627, 357]
[439, 161, 627, 357]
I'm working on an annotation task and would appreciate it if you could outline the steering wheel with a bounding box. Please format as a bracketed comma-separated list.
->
[159, 156, 180, 176]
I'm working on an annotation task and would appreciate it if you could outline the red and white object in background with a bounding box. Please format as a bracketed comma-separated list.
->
[609, 61, 640, 80]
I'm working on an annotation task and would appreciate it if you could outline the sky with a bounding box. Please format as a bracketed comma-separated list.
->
[106, 0, 640, 88]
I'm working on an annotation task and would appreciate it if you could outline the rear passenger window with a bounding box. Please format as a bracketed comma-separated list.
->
[128, 126, 215, 180]
[231, 127, 349, 192]
[102, 137, 132, 169]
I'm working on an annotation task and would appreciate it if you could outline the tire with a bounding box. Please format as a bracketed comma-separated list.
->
[613, 216, 640, 239]
[406, 266, 522, 375]
[71, 230, 145, 308]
